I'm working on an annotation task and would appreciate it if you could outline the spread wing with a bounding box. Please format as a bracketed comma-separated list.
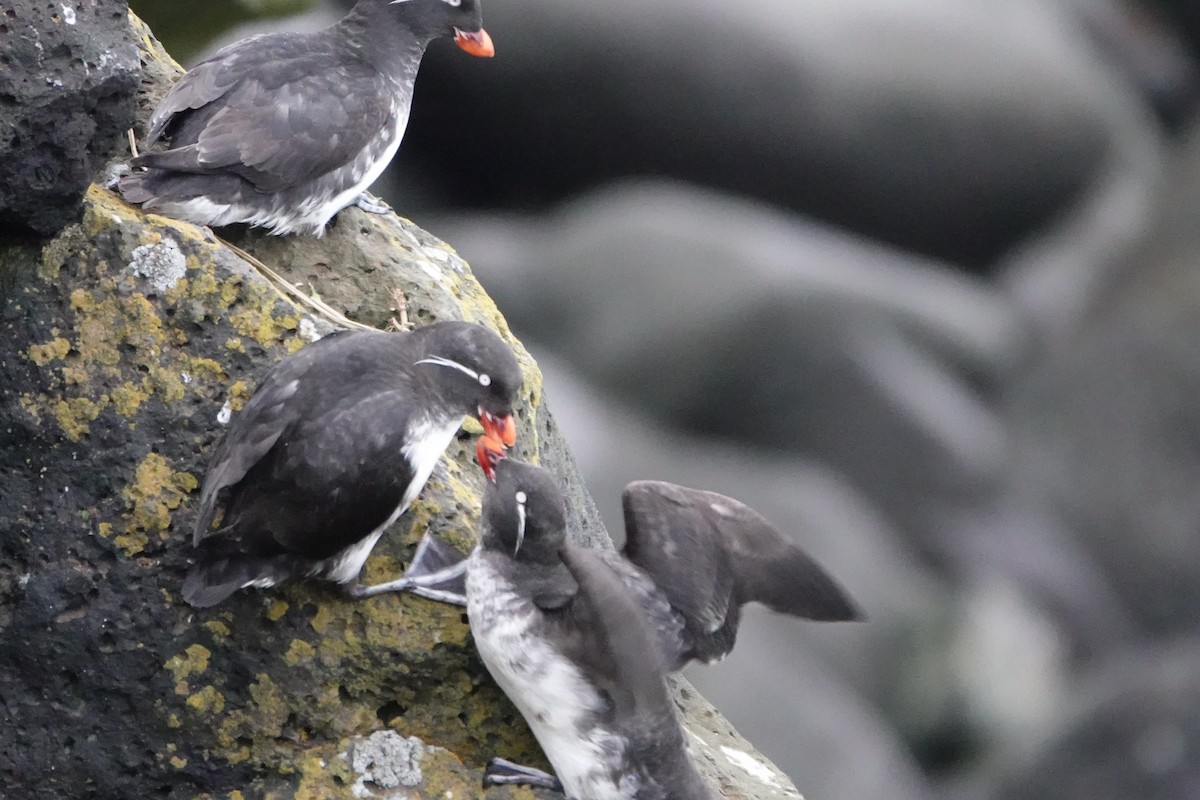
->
[135, 33, 395, 193]
[622, 481, 861, 664]
[621, 481, 737, 662]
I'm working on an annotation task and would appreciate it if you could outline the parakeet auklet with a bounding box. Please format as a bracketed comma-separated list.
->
[119, 0, 494, 236]
[465, 445, 860, 798]
[182, 321, 520, 608]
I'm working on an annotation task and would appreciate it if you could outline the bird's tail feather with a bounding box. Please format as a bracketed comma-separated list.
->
[182, 543, 301, 608]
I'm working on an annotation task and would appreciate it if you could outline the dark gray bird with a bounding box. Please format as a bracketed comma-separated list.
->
[183, 321, 520, 608]
[465, 450, 860, 798]
[119, 0, 494, 236]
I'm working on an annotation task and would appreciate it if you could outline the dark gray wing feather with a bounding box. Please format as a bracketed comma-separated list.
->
[143, 35, 263, 145]
[622, 482, 736, 640]
[136, 34, 394, 193]
[622, 481, 861, 663]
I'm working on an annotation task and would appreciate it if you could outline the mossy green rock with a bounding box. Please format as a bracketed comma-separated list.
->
[0, 10, 803, 800]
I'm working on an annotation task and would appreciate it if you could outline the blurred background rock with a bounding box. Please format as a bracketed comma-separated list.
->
[126, 0, 1200, 797]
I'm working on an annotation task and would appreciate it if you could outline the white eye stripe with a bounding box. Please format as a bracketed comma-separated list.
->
[514, 492, 527, 556]
[444, 0, 462, 6]
[415, 355, 480, 382]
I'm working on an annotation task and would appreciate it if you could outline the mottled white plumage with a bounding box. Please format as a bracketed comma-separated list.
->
[467, 550, 639, 800]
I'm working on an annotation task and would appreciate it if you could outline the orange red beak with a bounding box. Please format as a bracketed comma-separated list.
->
[477, 410, 514, 482]
[480, 410, 515, 448]
[454, 27, 495, 58]
[476, 433, 507, 482]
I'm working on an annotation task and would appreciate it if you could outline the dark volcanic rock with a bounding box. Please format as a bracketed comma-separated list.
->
[0, 0, 139, 237]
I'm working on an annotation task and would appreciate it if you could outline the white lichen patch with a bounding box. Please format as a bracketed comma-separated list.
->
[61, 4, 76, 24]
[129, 239, 186, 293]
[347, 730, 424, 797]
[298, 317, 322, 343]
[720, 746, 791, 793]
[216, 400, 233, 426]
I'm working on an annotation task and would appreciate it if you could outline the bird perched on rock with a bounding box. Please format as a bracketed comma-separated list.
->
[465, 444, 860, 798]
[119, 0, 494, 236]
[182, 321, 520, 608]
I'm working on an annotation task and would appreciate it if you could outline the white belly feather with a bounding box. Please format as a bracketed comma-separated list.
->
[467, 551, 640, 800]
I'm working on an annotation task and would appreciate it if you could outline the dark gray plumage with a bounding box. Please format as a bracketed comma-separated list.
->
[465, 456, 860, 799]
[184, 321, 520, 608]
[119, 0, 494, 236]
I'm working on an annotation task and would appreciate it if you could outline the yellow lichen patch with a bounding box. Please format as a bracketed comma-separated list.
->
[97, 522, 113, 539]
[266, 599, 289, 622]
[146, 363, 187, 403]
[111, 381, 150, 418]
[165, 643, 212, 686]
[203, 620, 232, 639]
[188, 357, 226, 382]
[294, 750, 356, 800]
[283, 639, 316, 667]
[112, 530, 149, 558]
[187, 685, 225, 715]
[226, 745, 251, 766]
[310, 603, 335, 634]
[16, 394, 41, 424]
[51, 396, 105, 441]
[227, 380, 253, 412]
[247, 673, 288, 737]
[169, 755, 188, 769]
[225, 337, 247, 354]
[229, 305, 300, 349]
[120, 452, 198, 545]
[219, 276, 243, 308]
[27, 337, 71, 366]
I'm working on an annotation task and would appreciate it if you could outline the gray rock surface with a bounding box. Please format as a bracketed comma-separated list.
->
[0, 0, 139, 236]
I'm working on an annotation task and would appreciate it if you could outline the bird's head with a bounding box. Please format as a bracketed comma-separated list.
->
[385, 0, 494, 56]
[414, 321, 520, 453]
[481, 457, 567, 563]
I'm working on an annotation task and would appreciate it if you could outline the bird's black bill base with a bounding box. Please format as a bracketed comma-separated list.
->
[482, 757, 564, 793]
[353, 191, 392, 215]
[344, 533, 469, 605]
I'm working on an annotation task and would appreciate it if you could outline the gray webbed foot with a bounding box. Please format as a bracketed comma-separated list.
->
[354, 191, 392, 215]
[482, 757, 564, 792]
[344, 533, 468, 606]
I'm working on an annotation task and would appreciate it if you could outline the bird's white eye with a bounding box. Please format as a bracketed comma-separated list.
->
[515, 491, 527, 504]
[479, 373, 491, 387]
